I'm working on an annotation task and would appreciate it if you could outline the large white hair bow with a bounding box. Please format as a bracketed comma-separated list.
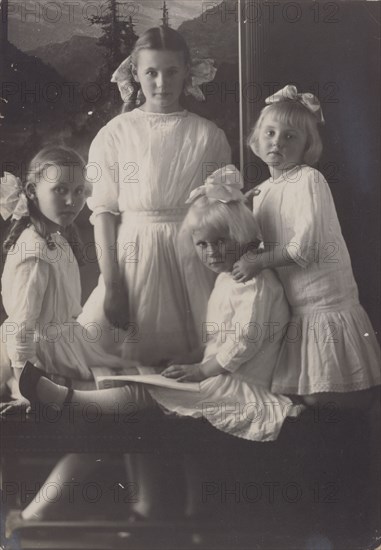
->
[111, 56, 137, 104]
[186, 165, 244, 205]
[184, 58, 217, 101]
[265, 85, 325, 124]
[0, 172, 29, 221]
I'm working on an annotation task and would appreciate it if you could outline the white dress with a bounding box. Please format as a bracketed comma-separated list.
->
[1, 227, 127, 379]
[79, 108, 231, 365]
[253, 165, 381, 394]
[149, 270, 301, 442]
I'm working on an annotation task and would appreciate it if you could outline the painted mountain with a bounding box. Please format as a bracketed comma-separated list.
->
[25, 1, 238, 84]
[1, 42, 84, 158]
[178, 0, 238, 64]
[8, 1, 205, 51]
[29, 35, 105, 83]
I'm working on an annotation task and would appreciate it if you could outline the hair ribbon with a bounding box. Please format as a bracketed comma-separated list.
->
[186, 165, 245, 205]
[265, 85, 325, 124]
[0, 173, 29, 221]
[111, 56, 137, 103]
[183, 58, 217, 101]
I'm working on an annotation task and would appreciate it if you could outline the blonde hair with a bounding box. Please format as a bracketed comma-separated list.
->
[248, 100, 323, 165]
[182, 195, 259, 245]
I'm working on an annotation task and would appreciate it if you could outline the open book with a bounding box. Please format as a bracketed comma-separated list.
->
[95, 374, 201, 393]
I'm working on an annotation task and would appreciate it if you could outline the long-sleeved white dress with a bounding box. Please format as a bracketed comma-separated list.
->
[1, 227, 127, 379]
[78, 108, 232, 365]
[149, 270, 300, 441]
[252, 165, 380, 395]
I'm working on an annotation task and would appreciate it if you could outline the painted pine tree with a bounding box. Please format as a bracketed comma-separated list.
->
[90, 0, 138, 73]
[161, 1, 170, 28]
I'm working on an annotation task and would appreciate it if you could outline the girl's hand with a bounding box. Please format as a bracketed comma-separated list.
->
[161, 364, 207, 383]
[0, 398, 31, 418]
[232, 256, 262, 282]
[104, 284, 130, 330]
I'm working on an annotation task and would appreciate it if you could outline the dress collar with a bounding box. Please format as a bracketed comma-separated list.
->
[135, 107, 188, 118]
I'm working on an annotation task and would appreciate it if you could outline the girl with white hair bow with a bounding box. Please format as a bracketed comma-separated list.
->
[19, 165, 301, 442]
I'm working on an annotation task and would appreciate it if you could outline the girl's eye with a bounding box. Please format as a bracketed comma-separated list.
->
[266, 130, 274, 136]
[54, 186, 67, 195]
[147, 70, 157, 76]
[286, 134, 295, 140]
[198, 242, 207, 248]
[75, 187, 85, 196]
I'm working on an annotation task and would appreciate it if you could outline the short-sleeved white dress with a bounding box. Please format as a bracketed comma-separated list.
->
[149, 269, 300, 441]
[79, 108, 231, 365]
[1, 227, 128, 381]
[253, 165, 380, 395]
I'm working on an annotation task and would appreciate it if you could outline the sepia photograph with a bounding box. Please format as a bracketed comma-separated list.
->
[0, 1, 380, 549]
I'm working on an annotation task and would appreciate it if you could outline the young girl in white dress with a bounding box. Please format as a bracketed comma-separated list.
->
[0, 146, 135, 524]
[78, 26, 231, 365]
[0, 147, 130, 405]
[19, 165, 301, 442]
[233, 85, 380, 407]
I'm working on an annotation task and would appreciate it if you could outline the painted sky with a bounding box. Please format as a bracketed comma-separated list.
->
[8, 0, 206, 50]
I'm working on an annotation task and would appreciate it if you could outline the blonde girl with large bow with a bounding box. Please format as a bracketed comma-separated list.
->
[233, 85, 380, 408]
[18, 165, 300, 441]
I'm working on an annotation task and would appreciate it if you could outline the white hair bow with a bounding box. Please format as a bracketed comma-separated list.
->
[0, 172, 29, 221]
[111, 56, 137, 104]
[265, 85, 325, 124]
[186, 165, 244, 204]
[184, 58, 217, 101]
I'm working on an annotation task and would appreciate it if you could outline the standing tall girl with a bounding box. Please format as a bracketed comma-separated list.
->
[77, 26, 231, 520]
[79, 26, 231, 366]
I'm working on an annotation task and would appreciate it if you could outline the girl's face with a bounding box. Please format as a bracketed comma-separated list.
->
[254, 113, 308, 178]
[134, 49, 189, 114]
[31, 164, 87, 231]
[192, 226, 240, 274]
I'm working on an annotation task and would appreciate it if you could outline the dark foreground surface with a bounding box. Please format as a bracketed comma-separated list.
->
[1, 406, 380, 550]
